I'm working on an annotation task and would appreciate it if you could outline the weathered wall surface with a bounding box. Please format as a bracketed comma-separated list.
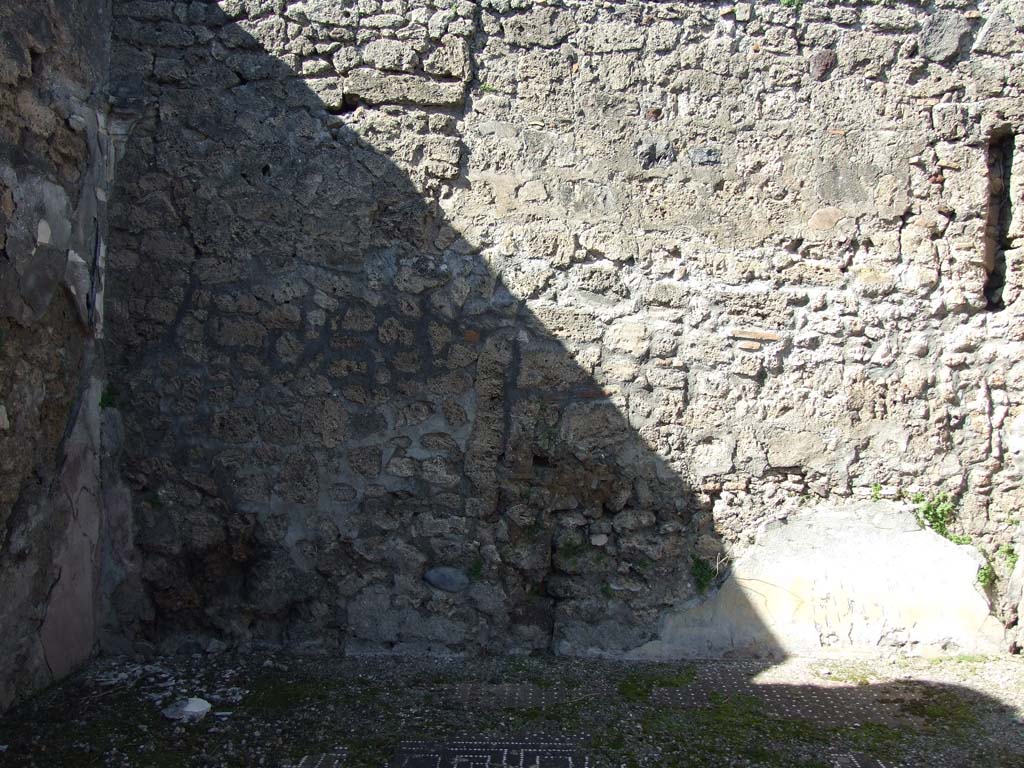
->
[107, 0, 706, 658]
[106, 0, 1024, 657]
[0, 0, 113, 709]
[634, 500, 1006, 659]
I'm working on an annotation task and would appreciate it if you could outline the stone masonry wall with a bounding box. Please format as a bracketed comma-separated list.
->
[106, 0, 1024, 657]
[0, 1, 115, 709]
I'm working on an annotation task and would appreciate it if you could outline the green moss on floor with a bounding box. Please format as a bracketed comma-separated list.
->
[634, 693, 833, 767]
[0, 655, 1021, 767]
[242, 675, 347, 713]
[616, 665, 696, 702]
[893, 683, 979, 736]
[810, 661, 882, 687]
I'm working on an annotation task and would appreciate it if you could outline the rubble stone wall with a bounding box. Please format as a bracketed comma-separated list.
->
[0, 0, 114, 709]
[105, 0, 1024, 657]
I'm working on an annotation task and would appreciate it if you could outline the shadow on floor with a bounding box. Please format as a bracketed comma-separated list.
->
[0, 654, 1021, 767]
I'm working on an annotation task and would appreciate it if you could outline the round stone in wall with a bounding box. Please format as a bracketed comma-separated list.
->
[424, 567, 470, 593]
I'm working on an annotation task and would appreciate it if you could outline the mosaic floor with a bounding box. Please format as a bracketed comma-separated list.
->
[285, 663, 905, 767]
[289, 744, 891, 768]
[389, 740, 590, 767]
[441, 661, 905, 727]
[294, 751, 349, 768]
[5, 654, 1020, 767]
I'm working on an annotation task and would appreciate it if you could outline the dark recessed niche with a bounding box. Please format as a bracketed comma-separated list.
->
[984, 129, 1015, 311]
[338, 93, 362, 114]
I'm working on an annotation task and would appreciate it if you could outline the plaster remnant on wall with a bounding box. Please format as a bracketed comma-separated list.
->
[632, 501, 1004, 660]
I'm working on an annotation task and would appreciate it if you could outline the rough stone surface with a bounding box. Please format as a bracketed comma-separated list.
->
[0, 0, 114, 711]
[631, 501, 1005, 660]
[99, 0, 1024, 662]
[918, 11, 973, 63]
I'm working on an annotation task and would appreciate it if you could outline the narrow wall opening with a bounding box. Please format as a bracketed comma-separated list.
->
[984, 128, 1015, 311]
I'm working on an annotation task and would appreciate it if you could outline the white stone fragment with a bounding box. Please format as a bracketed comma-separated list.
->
[161, 697, 212, 722]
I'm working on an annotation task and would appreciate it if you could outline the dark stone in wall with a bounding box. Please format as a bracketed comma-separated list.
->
[687, 146, 722, 167]
[425, 567, 470, 594]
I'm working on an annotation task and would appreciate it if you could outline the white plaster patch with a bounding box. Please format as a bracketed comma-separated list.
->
[37, 219, 52, 245]
[630, 500, 1004, 660]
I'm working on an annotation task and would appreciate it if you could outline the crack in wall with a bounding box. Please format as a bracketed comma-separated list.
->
[985, 128, 1016, 312]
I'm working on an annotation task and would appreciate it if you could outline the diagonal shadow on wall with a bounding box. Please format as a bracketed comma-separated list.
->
[0, 1, 1005, 765]
[104, 0, 783, 662]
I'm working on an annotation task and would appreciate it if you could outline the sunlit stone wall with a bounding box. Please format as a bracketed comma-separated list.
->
[105, 0, 1024, 657]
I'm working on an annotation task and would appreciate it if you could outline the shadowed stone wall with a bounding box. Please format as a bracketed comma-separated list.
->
[103, 0, 1024, 658]
[105, 0, 708, 659]
[0, 0, 115, 710]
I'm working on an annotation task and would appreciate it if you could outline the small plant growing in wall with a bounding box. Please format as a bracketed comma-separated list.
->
[99, 384, 120, 409]
[870, 482, 882, 502]
[690, 556, 716, 594]
[998, 543, 1019, 571]
[977, 562, 996, 588]
[910, 492, 972, 545]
